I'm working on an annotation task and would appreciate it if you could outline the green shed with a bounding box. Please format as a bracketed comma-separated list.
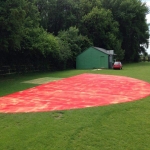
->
[76, 47, 115, 69]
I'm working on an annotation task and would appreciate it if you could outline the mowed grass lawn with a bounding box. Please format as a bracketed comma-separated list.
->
[0, 62, 150, 150]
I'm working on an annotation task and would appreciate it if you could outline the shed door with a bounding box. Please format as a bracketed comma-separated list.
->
[100, 56, 104, 68]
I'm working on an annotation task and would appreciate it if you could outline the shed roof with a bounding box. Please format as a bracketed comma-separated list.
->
[94, 47, 116, 55]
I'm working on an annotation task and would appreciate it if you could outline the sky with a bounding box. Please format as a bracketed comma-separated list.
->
[142, 0, 150, 54]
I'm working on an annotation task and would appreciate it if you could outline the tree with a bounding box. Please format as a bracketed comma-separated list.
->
[55, 37, 72, 69]
[101, 0, 149, 62]
[81, 7, 124, 60]
[36, 0, 78, 35]
[58, 26, 92, 68]
[0, 0, 26, 52]
[0, 0, 41, 66]
[36, 0, 102, 35]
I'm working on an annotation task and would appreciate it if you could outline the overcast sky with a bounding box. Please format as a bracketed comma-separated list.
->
[142, 0, 150, 54]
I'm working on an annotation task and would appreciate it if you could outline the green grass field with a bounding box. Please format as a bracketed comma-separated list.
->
[0, 62, 150, 150]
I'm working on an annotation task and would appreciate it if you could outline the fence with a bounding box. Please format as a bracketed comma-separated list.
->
[0, 65, 43, 76]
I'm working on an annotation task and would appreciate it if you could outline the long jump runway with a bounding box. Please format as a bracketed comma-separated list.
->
[0, 73, 150, 113]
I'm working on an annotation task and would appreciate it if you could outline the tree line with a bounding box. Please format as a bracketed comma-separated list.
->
[0, 0, 149, 71]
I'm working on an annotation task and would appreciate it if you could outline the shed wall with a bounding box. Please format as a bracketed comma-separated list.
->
[76, 47, 108, 69]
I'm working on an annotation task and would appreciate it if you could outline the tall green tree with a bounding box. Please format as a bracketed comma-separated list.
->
[101, 0, 149, 61]
[81, 7, 124, 60]
[58, 26, 92, 68]
[0, 0, 28, 66]
[36, 0, 78, 34]
[0, 0, 26, 52]
[0, 0, 41, 66]
[36, 0, 103, 34]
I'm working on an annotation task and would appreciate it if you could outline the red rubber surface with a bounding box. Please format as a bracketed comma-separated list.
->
[0, 73, 150, 113]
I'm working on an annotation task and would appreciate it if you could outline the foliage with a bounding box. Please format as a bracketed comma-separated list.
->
[101, 0, 149, 62]
[0, 0, 149, 68]
[0, 0, 41, 66]
[81, 7, 124, 60]
[0, 0, 26, 52]
[58, 26, 92, 68]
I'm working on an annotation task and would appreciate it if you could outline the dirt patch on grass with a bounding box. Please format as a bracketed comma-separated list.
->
[22, 77, 63, 84]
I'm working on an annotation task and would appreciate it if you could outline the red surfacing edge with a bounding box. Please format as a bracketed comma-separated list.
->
[0, 73, 150, 113]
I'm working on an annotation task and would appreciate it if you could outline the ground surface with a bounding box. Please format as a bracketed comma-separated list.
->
[22, 77, 63, 84]
[0, 73, 150, 113]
